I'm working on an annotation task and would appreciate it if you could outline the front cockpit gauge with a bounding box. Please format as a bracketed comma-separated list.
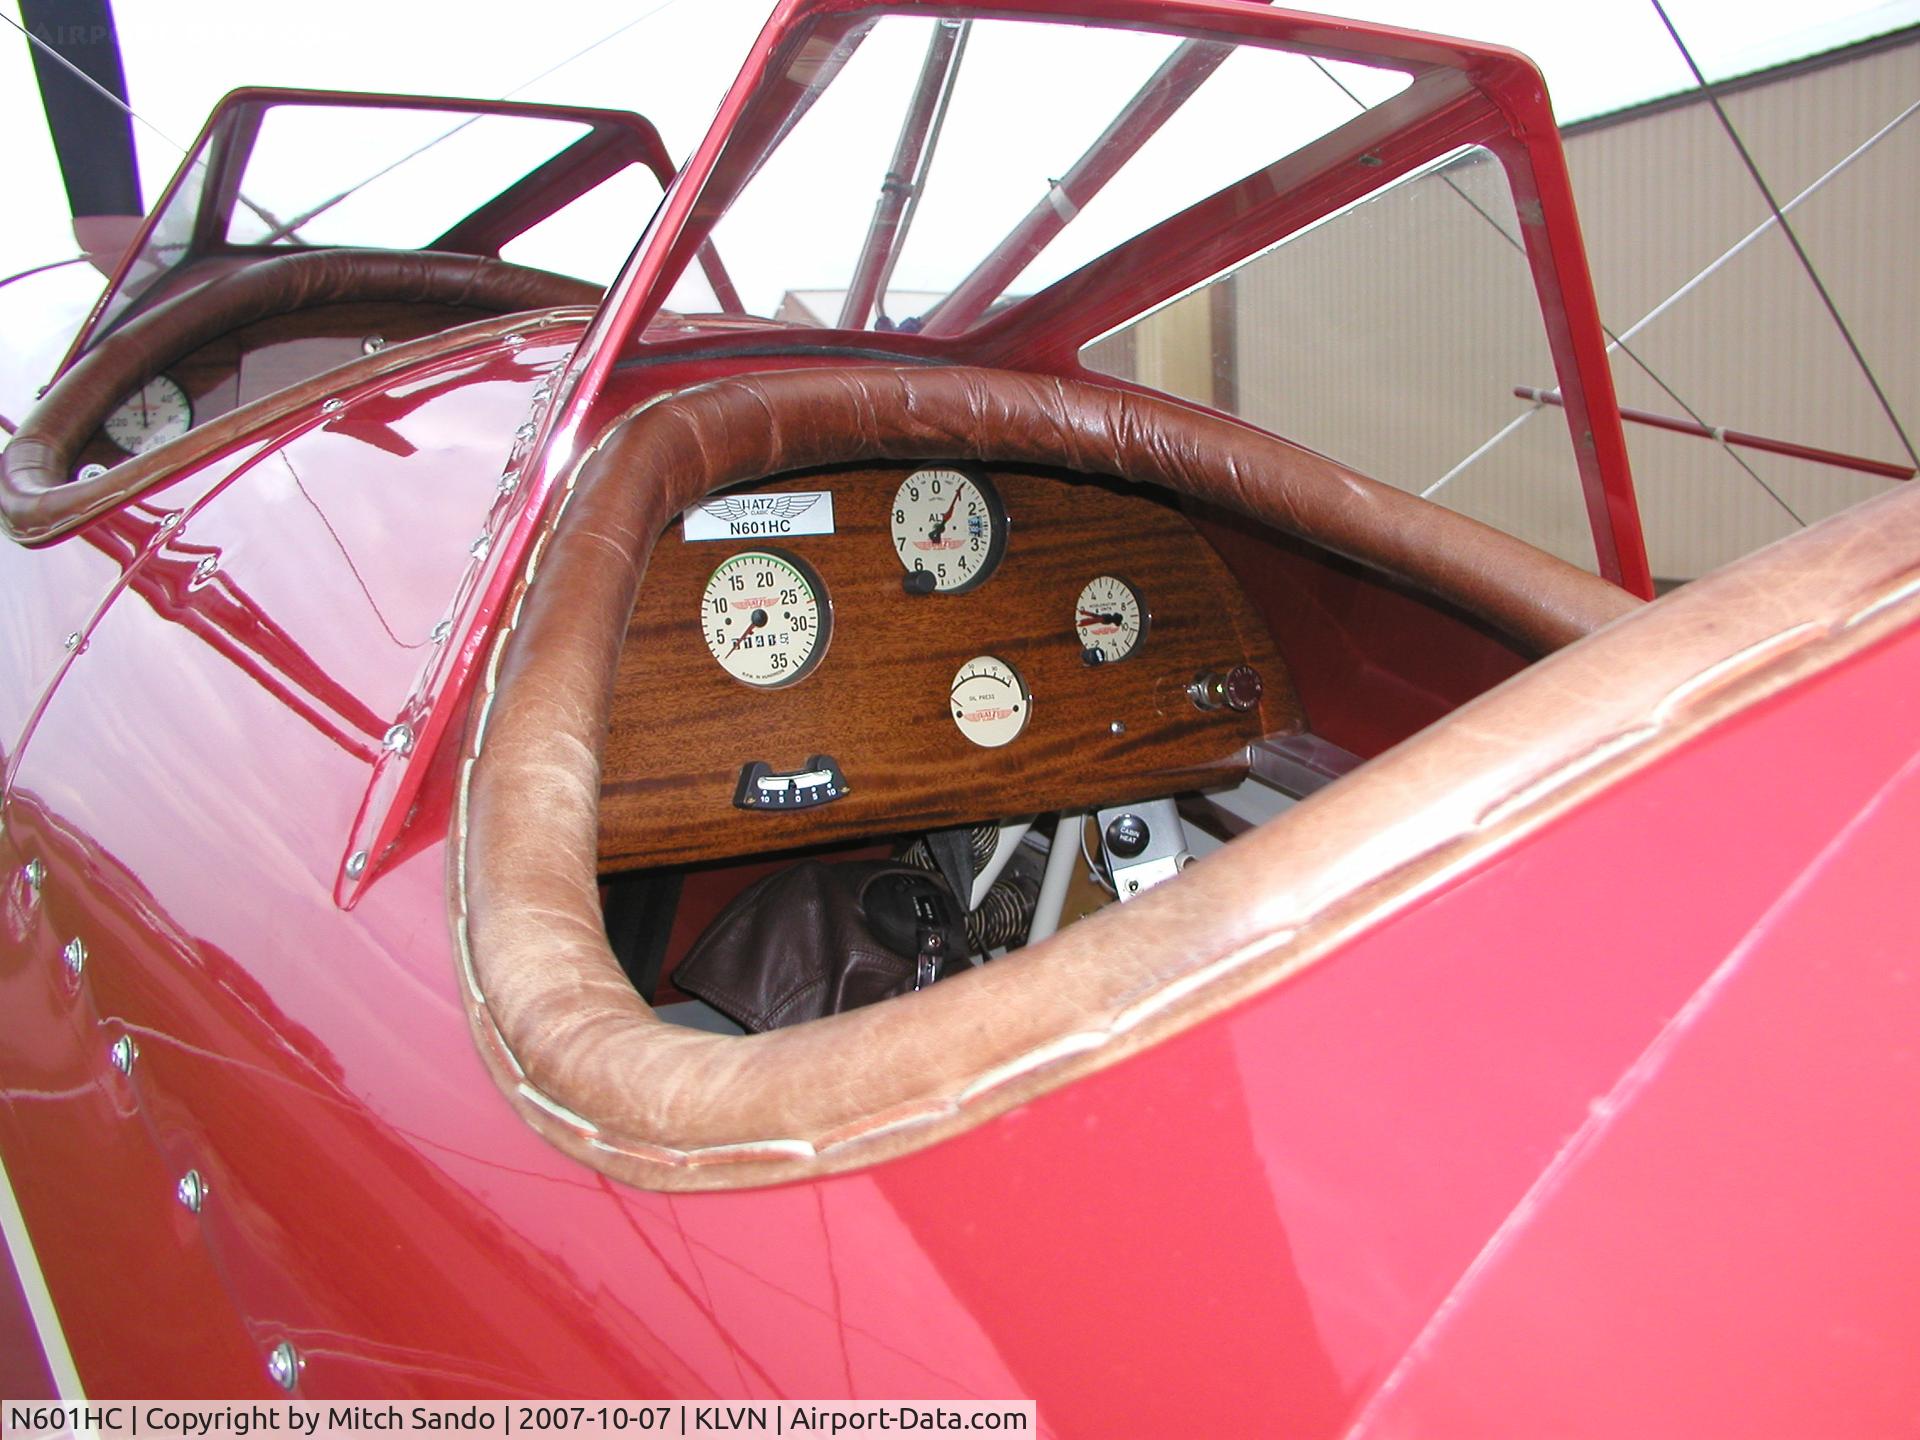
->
[891, 467, 1006, 594]
[701, 550, 831, 688]
[1075, 574, 1147, 664]
[104, 375, 193, 455]
[950, 655, 1030, 748]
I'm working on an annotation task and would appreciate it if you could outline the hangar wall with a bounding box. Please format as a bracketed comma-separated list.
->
[1085, 26, 1920, 583]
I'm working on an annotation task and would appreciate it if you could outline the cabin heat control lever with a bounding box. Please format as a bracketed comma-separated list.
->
[733, 755, 849, 811]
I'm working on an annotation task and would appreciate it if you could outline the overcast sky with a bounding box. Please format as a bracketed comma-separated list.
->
[3, 0, 1917, 413]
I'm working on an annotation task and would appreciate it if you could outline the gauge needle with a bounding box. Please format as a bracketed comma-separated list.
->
[927, 493, 961, 542]
[1080, 609, 1124, 626]
[728, 607, 769, 654]
[139, 386, 152, 425]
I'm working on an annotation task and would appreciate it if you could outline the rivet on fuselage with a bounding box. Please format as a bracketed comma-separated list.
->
[382, 724, 415, 757]
[266, 1340, 302, 1392]
[61, 937, 85, 977]
[176, 1169, 207, 1213]
[108, 1034, 137, 1075]
[345, 850, 368, 880]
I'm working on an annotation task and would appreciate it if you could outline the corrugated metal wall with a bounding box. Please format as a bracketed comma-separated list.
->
[1086, 30, 1919, 582]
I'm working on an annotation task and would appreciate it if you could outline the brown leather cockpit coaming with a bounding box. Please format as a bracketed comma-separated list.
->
[1, 249, 601, 545]
[445, 364, 1691, 1191]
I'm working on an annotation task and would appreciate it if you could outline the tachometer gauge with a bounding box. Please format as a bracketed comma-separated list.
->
[891, 468, 1005, 593]
[1075, 574, 1147, 664]
[701, 550, 830, 688]
[950, 655, 1029, 748]
[103, 376, 192, 455]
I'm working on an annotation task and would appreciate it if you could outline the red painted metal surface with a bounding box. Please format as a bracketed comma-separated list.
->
[8, 0, 1904, 1422]
[4, 460, 1911, 1410]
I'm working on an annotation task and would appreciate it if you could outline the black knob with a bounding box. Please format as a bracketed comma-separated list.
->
[1105, 813, 1150, 859]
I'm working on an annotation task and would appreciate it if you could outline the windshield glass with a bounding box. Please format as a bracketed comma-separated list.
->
[670, 14, 1410, 332]
[86, 97, 669, 348]
[224, 105, 596, 249]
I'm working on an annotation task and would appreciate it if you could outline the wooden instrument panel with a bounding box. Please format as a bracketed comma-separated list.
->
[76, 301, 495, 473]
[599, 463, 1297, 871]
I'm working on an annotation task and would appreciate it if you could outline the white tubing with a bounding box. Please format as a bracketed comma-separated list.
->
[1027, 812, 1082, 944]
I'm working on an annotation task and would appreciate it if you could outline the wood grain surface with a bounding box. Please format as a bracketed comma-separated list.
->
[599, 463, 1297, 870]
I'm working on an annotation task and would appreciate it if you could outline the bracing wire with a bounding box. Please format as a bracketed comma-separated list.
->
[1651, 0, 1918, 470]
[1308, 56, 1803, 523]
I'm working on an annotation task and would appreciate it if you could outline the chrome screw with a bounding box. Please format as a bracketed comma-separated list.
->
[497, 470, 520, 496]
[1109, 721, 1126, 736]
[321, 398, 344, 414]
[430, 620, 453, 645]
[76, 463, 109, 484]
[61, 937, 86, 977]
[514, 421, 537, 443]
[266, 1341, 302, 1392]
[23, 858, 46, 896]
[193, 555, 219, 582]
[345, 851, 368, 881]
[381, 724, 415, 757]
[468, 534, 492, 562]
[108, 1034, 137, 1075]
[176, 1169, 207, 1213]
[361, 335, 387, 355]
[63, 632, 82, 652]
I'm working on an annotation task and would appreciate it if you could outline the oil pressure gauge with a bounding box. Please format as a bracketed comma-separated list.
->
[950, 655, 1029, 748]
[891, 467, 1005, 593]
[701, 550, 830, 687]
[104, 375, 192, 455]
[1075, 575, 1147, 663]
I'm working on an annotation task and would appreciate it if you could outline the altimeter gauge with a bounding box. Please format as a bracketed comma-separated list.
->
[891, 467, 1006, 593]
[950, 655, 1030, 748]
[104, 375, 193, 455]
[1075, 574, 1147, 664]
[701, 550, 830, 688]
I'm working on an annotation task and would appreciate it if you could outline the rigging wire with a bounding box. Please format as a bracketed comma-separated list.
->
[1, 9, 292, 235]
[0, 9, 188, 154]
[258, 0, 694, 245]
[1650, 0, 1918, 471]
[1307, 56, 1802, 524]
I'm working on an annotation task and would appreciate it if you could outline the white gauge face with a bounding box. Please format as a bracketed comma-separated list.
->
[701, 550, 830, 688]
[103, 375, 193, 455]
[1075, 575, 1147, 664]
[891, 468, 1004, 593]
[950, 655, 1030, 749]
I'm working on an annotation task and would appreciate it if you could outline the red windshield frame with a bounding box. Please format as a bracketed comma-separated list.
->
[546, 0, 1649, 594]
